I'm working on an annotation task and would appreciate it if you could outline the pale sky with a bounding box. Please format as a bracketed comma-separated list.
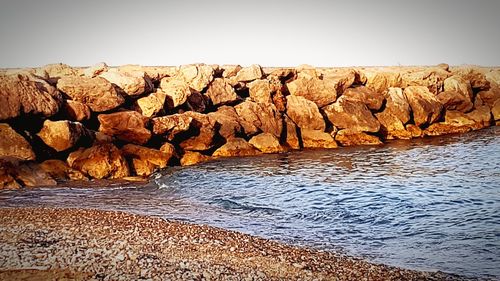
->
[0, 0, 499, 68]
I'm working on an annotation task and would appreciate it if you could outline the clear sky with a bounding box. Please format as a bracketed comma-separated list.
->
[0, 0, 499, 68]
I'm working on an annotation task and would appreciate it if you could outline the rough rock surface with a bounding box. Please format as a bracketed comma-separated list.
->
[39, 159, 88, 181]
[341, 86, 385, 111]
[287, 76, 337, 107]
[152, 114, 193, 139]
[324, 97, 380, 133]
[207, 106, 242, 140]
[375, 88, 412, 139]
[121, 144, 174, 176]
[286, 95, 326, 131]
[136, 90, 168, 117]
[67, 143, 130, 179]
[362, 69, 401, 93]
[249, 133, 286, 154]
[301, 129, 338, 149]
[37, 120, 94, 152]
[180, 151, 211, 166]
[235, 100, 283, 138]
[99, 70, 153, 96]
[248, 79, 273, 104]
[212, 138, 260, 157]
[206, 78, 239, 106]
[403, 86, 443, 127]
[98, 111, 151, 145]
[159, 78, 192, 108]
[335, 129, 383, 146]
[178, 112, 218, 151]
[176, 64, 214, 92]
[235, 64, 263, 82]
[437, 76, 474, 112]
[0, 123, 36, 161]
[57, 76, 124, 112]
[64, 100, 92, 121]
[284, 115, 301, 149]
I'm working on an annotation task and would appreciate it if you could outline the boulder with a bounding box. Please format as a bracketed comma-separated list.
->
[179, 112, 219, 151]
[41, 63, 81, 84]
[436, 76, 473, 112]
[207, 106, 243, 140]
[475, 85, 500, 109]
[406, 124, 423, 138]
[248, 79, 273, 104]
[375, 87, 412, 139]
[159, 78, 192, 108]
[222, 65, 242, 78]
[39, 159, 88, 181]
[205, 78, 239, 106]
[57, 76, 124, 112]
[286, 95, 325, 131]
[323, 97, 380, 133]
[0, 160, 21, 189]
[180, 151, 211, 166]
[37, 120, 94, 152]
[235, 100, 283, 138]
[492, 99, 500, 122]
[136, 90, 168, 117]
[177, 64, 214, 92]
[111, 65, 178, 83]
[0, 123, 36, 160]
[341, 86, 385, 111]
[424, 106, 491, 136]
[212, 138, 260, 157]
[67, 143, 130, 179]
[451, 67, 490, 90]
[160, 142, 178, 159]
[235, 64, 263, 82]
[14, 162, 57, 187]
[0, 74, 62, 120]
[286, 76, 337, 107]
[122, 144, 174, 176]
[98, 111, 151, 145]
[284, 115, 301, 149]
[83, 62, 108, 78]
[403, 86, 443, 127]
[400, 67, 450, 94]
[335, 130, 382, 146]
[249, 133, 286, 154]
[152, 114, 193, 140]
[362, 69, 402, 93]
[64, 100, 92, 121]
[186, 91, 208, 113]
[301, 129, 338, 149]
[321, 68, 357, 93]
[99, 70, 153, 96]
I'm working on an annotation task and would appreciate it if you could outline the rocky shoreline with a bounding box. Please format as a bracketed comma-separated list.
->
[0, 207, 475, 280]
[1, 63, 499, 188]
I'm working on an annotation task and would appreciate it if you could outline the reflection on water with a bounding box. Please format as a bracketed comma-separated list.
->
[1, 127, 499, 278]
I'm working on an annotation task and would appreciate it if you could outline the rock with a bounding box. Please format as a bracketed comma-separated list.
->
[335, 130, 382, 146]
[475, 85, 500, 108]
[235, 100, 283, 138]
[248, 79, 273, 104]
[111, 65, 178, 83]
[235, 64, 263, 82]
[41, 63, 81, 84]
[179, 112, 219, 151]
[212, 138, 260, 157]
[341, 86, 385, 111]
[272, 88, 287, 113]
[180, 151, 211, 166]
[67, 143, 130, 179]
[406, 124, 423, 138]
[375, 87, 412, 139]
[284, 115, 301, 149]
[98, 111, 151, 145]
[323, 97, 380, 133]
[249, 133, 286, 154]
[492, 99, 500, 121]
[136, 91, 168, 117]
[451, 67, 490, 90]
[14, 162, 57, 187]
[322, 68, 357, 93]
[57, 76, 124, 112]
[0, 74, 62, 120]
[122, 144, 174, 176]
[160, 142, 178, 159]
[83, 62, 108, 77]
[205, 78, 239, 106]
[403, 86, 443, 127]
[99, 70, 153, 96]
[159, 78, 192, 108]
[301, 129, 338, 149]
[37, 120, 94, 152]
[0, 160, 21, 189]
[177, 64, 214, 92]
[296, 65, 319, 79]
[207, 106, 243, 140]
[286, 77, 337, 107]
[401, 67, 450, 94]
[39, 159, 88, 181]
[152, 114, 193, 140]
[436, 76, 473, 112]
[0, 123, 36, 160]
[286, 95, 325, 131]
[222, 65, 242, 78]
[424, 123, 472, 136]
[186, 91, 208, 113]
[465, 105, 492, 128]
[64, 100, 92, 121]
[424, 106, 491, 136]
[362, 69, 402, 93]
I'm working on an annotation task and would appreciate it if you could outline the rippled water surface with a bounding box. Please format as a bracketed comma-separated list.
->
[1, 127, 500, 278]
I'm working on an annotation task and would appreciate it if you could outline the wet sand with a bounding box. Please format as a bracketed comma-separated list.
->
[0, 208, 470, 280]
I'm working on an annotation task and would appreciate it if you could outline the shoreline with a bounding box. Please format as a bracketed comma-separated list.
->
[0, 207, 472, 280]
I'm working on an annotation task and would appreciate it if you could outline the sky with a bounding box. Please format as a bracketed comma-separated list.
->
[0, 0, 499, 68]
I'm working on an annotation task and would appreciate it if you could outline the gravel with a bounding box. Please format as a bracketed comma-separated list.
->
[0, 207, 474, 280]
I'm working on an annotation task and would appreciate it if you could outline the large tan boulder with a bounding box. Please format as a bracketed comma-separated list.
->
[205, 78, 239, 106]
[0, 123, 36, 160]
[83, 62, 108, 78]
[64, 100, 92, 121]
[492, 99, 500, 122]
[436, 76, 473, 112]
[286, 76, 337, 107]
[37, 120, 94, 152]
[248, 79, 273, 104]
[0, 160, 21, 189]
[362, 69, 402, 93]
[159, 78, 192, 108]
[324, 97, 380, 133]
[375, 88, 412, 139]
[152, 114, 193, 140]
[121, 144, 174, 176]
[475, 84, 500, 109]
[335, 130, 382, 146]
[207, 106, 243, 140]
[284, 115, 301, 149]
[403, 86, 443, 127]
[301, 129, 338, 149]
[322, 68, 357, 93]
[41, 63, 81, 84]
[99, 70, 153, 96]
[57, 76, 124, 112]
[39, 159, 88, 181]
[67, 143, 130, 179]
[0, 74, 62, 120]
[235, 64, 263, 82]
[98, 111, 151, 145]
[177, 64, 214, 92]
[222, 65, 242, 78]
[179, 112, 219, 151]
[424, 106, 491, 136]
[341, 86, 385, 111]
[400, 67, 450, 94]
[235, 100, 283, 138]
[110, 64, 178, 83]
[212, 138, 260, 157]
[249, 133, 286, 154]
[180, 151, 211, 166]
[15, 162, 57, 187]
[451, 67, 489, 90]
[286, 95, 325, 131]
[136, 90, 168, 117]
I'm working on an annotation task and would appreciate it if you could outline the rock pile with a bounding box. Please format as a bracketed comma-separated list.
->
[1, 63, 499, 188]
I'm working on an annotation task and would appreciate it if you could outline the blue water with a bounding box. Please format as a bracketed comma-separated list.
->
[1, 127, 499, 278]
